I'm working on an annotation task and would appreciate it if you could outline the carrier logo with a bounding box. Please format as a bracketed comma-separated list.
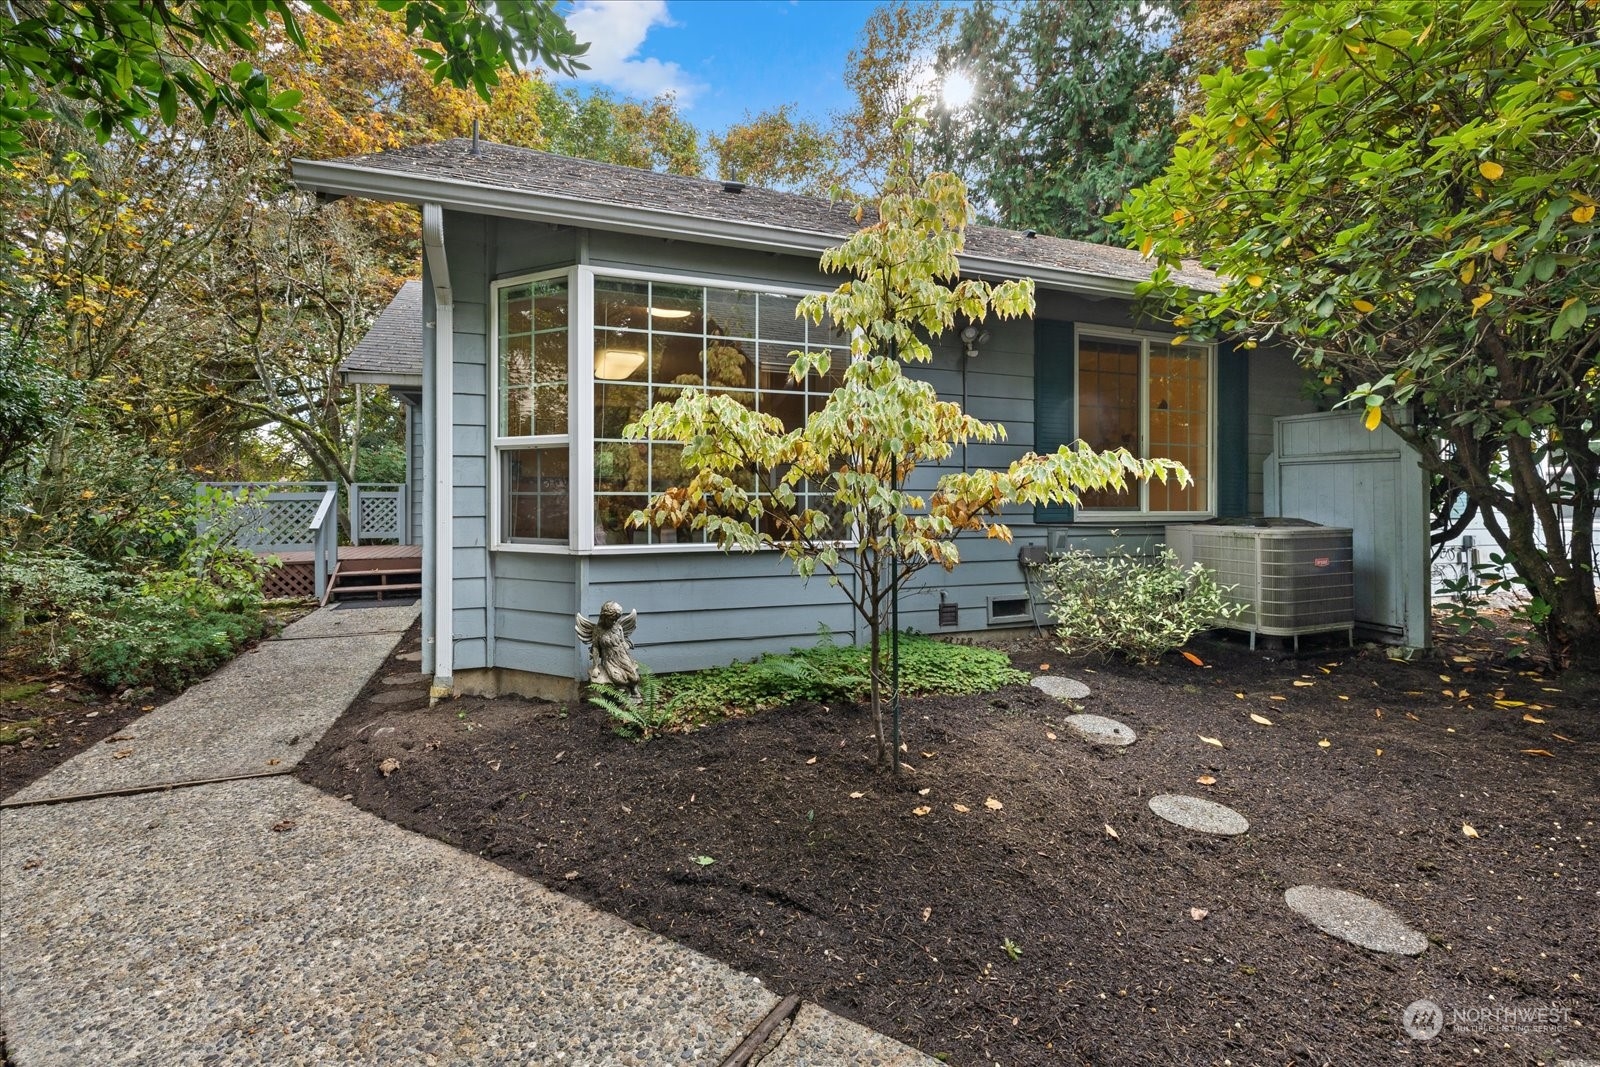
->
[1313, 556, 1331, 568]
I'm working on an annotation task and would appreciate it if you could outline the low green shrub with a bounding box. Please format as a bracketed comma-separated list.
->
[662, 629, 1028, 723]
[74, 599, 272, 691]
[1037, 546, 1241, 665]
[0, 547, 269, 691]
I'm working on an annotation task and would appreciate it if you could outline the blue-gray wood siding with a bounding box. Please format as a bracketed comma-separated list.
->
[441, 215, 1318, 680]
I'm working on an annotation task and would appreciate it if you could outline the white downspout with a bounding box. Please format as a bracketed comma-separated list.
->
[424, 203, 455, 700]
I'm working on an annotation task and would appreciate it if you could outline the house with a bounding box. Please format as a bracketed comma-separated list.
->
[292, 138, 1318, 699]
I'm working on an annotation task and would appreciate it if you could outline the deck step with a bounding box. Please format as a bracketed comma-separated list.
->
[323, 562, 424, 605]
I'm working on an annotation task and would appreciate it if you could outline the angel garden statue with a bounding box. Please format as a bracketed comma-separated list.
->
[575, 601, 640, 693]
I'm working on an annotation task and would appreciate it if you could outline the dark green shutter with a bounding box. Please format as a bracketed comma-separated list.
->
[1034, 319, 1075, 523]
[1215, 341, 1250, 517]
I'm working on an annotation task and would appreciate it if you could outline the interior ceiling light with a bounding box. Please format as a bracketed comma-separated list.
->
[595, 348, 646, 380]
[649, 306, 693, 319]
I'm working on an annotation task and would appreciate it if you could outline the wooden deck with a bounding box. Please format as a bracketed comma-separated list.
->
[272, 545, 422, 565]
[262, 545, 422, 601]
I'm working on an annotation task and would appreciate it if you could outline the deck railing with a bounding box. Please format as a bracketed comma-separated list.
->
[200, 482, 335, 554]
[351, 482, 406, 545]
[309, 487, 339, 601]
[201, 482, 341, 600]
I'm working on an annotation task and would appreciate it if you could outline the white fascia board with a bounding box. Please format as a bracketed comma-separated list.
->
[340, 370, 424, 389]
[291, 158, 1145, 301]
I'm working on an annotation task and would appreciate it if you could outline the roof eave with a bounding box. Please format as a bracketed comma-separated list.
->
[291, 157, 1149, 301]
[340, 369, 424, 390]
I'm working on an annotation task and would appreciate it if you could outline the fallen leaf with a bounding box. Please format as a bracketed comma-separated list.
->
[692, 855, 716, 866]
[113, 750, 132, 759]
[921, 751, 936, 758]
[1181, 651, 1205, 666]
[1521, 749, 1555, 758]
[806, 756, 817, 765]
[378, 757, 399, 777]
[1039, 663, 1051, 671]
[1552, 733, 1574, 743]
[1189, 907, 1209, 921]
[1404, 712, 1420, 722]
[1045, 731, 1058, 741]
[1462, 823, 1480, 839]
[1317, 739, 1331, 748]
[564, 870, 580, 879]
[1375, 709, 1384, 718]
[271, 819, 296, 833]
[1337, 695, 1349, 701]
[1375, 748, 1383, 756]
[1199, 736, 1224, 748]
[1292, 680, 1314, 688]
[985, 797, 1004, 810]
[1196, 775, 1217, 785]
[1234, 692, 1245, 699]
[1104, 823, 1120, 839]
[912, 806, 932, 816]
[1268, 695, 1286, 702]
[1249, 713, 1273, 726]
[953, 803, 970, 812]
[849, 791, 865, 799]
[1522, 713, 1546, 724]
[1451, 655, 1473, 664]
[1495, 699, 1527, 708]
[918, 787, 931, 796]
[1442, 689, 1456, 698]
[921, 907, 932, 922]
[266, 758, 281, 766]
[1439, 675, 1452, 683]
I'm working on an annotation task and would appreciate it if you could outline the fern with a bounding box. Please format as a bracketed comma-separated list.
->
[587, 667, 676, 740]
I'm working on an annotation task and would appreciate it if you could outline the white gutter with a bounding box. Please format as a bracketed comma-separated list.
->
[423, 203, 454, 701]
[291, 158, 1197, 300]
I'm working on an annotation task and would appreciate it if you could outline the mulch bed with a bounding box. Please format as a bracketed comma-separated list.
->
[301, 618, 1594, 1065]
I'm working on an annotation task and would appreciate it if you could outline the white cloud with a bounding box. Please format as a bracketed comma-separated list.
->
[564, 1, 701, 105]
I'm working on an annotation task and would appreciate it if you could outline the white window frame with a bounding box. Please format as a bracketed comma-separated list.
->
[1073, 326, 1217, 523]
[489, 264, 853, 555]
[490, 266, 578, 554]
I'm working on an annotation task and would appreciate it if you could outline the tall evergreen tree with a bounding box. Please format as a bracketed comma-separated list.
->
[930, 0, 1185, 243]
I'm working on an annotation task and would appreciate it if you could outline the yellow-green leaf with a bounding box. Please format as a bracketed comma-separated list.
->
[1352, 298, 1376, 313]
[1573, 204, 1596, 224]
[1246, 274, 1264, 288]
[1363, 405, 1382, 431]
[1471, 290, 1493, 315]
[1459, 260, 1475, 284]
[1478, 160, 1504, 180]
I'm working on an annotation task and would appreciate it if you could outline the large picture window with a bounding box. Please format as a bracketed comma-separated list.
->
[1077, 332, 1212, 515]
[590, 277, 846, 545]
[494, 273, 570, 543]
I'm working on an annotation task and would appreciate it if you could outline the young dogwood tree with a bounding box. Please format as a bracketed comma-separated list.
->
[627, 133, 1183, 775]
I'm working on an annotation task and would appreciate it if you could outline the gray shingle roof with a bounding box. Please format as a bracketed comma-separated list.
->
[340, 280, 423, 383]
[296, 139, 1220, 294]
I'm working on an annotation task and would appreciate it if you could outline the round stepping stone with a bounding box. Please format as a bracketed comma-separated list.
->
[1063, 713, 1137, 746]
[370, 690, 427, 706]
[397, 651, 422, 663]
[1148, 793, 1249, 835]
[1032, 675, 1091, 701]
[380, 673, 426, 686]
[1284, 885, 1428, 956]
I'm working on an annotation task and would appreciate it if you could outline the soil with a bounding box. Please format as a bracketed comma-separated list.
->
[295, 614, 1599, 1066]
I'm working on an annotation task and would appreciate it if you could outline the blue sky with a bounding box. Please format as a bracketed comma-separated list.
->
[558, 1, 882, 135]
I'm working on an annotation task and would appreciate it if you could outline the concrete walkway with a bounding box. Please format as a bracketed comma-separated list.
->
[0, 604, 936, 1066]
